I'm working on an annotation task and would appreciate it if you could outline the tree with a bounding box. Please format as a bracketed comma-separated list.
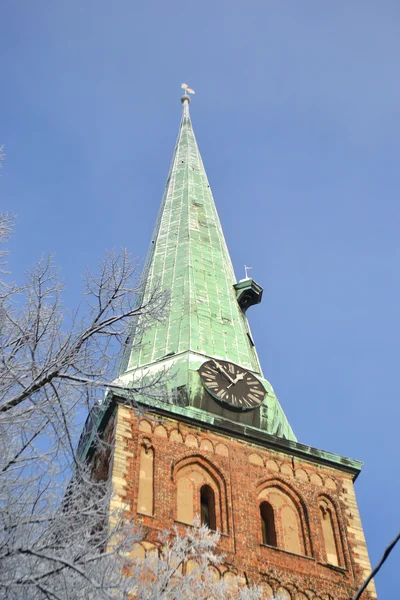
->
[127, 519, 283, 600]
[0, 213, 283, 599]
[0, 212, 169, 598]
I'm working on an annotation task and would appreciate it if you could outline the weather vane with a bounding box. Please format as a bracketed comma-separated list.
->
[181, 83, 195, 96]
[244, 265, 252, 279]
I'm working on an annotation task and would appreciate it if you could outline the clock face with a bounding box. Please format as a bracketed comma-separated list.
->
[198, 359, 266, 411]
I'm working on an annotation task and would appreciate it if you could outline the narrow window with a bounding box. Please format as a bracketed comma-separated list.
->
[200, 485, 216, 530]
[137, 445, 154, 516]
[260, 501, 277, 547]
[319, 501, 340, 566]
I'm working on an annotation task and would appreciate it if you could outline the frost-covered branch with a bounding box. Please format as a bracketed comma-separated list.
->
[0, 213, 170, 598]
[0, 213, 284, 599]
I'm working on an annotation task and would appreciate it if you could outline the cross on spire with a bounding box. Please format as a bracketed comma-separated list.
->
[244, 265, 253, 279]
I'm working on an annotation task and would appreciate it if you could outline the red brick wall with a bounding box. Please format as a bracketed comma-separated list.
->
[108, 405, 377, 600]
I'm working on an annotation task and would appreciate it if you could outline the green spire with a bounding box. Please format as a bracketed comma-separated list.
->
[119, 95, 295, 442]
[127, 96, 261, 372]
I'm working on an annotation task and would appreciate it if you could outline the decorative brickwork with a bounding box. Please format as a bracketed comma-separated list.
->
[106, 405, 377, 599]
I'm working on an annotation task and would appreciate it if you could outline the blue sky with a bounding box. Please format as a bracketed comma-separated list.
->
[1, 1, 399, 596]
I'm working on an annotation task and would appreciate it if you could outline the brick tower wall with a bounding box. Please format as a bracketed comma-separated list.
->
[107, 404, 377, 600]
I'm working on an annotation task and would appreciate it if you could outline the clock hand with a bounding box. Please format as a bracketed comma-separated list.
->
[226, 371, 246, 388]
[232, 372, 246, 384]
[211, 360, 236, 385]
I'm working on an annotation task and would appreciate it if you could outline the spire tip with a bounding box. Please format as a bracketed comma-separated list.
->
[180, 83, 195, 107]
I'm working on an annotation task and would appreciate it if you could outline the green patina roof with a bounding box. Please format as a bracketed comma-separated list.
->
[118, 96, 295, 442]
[126, 97, 261, 373]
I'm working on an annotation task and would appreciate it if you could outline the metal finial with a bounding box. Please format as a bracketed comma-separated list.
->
[181, 83, 195, 96]
[244, 265, 252, 279]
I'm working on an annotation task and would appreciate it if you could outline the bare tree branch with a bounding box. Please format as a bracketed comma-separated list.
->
[353, 530, 400, 600]
[0, 213, 283, 600]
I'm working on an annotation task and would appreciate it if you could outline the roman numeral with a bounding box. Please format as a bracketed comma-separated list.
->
[250, 388, 263, 395]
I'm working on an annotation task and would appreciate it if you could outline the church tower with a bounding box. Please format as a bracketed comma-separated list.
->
[81, 93, 377, 599]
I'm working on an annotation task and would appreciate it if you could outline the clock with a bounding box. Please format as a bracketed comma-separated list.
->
[198, 359, 266, 411]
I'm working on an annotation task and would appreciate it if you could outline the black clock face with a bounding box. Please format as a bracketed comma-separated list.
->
[198, 359, 265, 411]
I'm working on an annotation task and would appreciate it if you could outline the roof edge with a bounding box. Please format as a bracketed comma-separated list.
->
[137, 399, 363, 479]
[78, 393, 362, 480]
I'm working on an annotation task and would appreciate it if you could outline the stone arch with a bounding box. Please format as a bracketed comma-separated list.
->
[184, 433, 198, 448]
[260, 582, 274, 597]
[317, 494, 344, 567]
[207, 565, 221, 582]
[249, 452, 264, 466]
[310, 472, 323, 486]
[173, 454, 229, 533]
[267, 577, 280, 591]
[266, 459, 280, 472]
[139, 419, 152, 433]
[277, 587, 292, 600]
[257, 478, 312, 557]
[200, 439, 214, 453]
[215, 443, 229, 457]
[131, 540, 159, 560]
[324, 477, 336, 490]
[186, 558, 196, 574]
[280, 463, 293, 477]
[284, 583, 298, 594]
[154, 424, 168, 438]
[170, 429, 183, 443]
[295, 468, 309, 482]
[131, 542, 146, 560]
[235, 573, 247, 588]
[223, 570, 238, 590]
[142, 541, 159, 555]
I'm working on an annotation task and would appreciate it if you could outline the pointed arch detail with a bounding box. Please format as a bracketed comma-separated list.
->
[172, 454, 229, 533]
[257, 478, 312, 557]
[317, 494, 344, 567]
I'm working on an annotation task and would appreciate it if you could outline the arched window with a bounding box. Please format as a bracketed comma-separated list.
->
[258, 484, 310, 556]
[174, 458, 228, 533]
[260, 501, 277, 547]
[200, 485, 216, 530]
[319, 498, 341, 566]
